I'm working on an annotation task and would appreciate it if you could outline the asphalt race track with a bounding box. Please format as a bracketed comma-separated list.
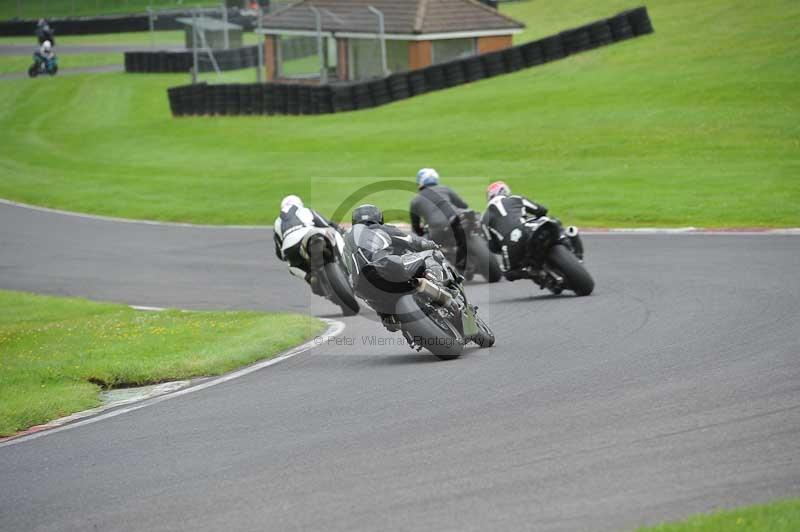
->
[0, 202, 798, 532]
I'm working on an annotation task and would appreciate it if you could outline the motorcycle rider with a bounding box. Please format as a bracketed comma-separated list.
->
[409, 168, 470, 271]
[347, 203, 440, 265]
[482, 181, 580, 280]
[36, 19, 55, 46]
[273, 194, 341, 295]
[34, 39, 55, 65]
[344, 204, 453, 329]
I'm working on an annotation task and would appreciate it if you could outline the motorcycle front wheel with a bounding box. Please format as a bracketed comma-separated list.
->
[28, 64, 39, 78]
[472, 313, 495, 348]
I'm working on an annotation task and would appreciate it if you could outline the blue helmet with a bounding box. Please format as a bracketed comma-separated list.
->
[416, 168, 440, 189]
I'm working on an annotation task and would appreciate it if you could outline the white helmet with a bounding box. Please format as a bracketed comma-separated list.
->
[42, 40, 52, 52]
[416, 168, 440, 188]
[280, 195, 303, 211]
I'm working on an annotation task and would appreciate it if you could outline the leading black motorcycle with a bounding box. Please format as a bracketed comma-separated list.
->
[507, 217, 594, 296]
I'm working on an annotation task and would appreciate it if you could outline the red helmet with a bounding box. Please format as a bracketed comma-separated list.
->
[486, 181, 511, 201]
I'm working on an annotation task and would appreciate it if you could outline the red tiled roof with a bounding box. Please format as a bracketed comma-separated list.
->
[261, 0, 524, 35]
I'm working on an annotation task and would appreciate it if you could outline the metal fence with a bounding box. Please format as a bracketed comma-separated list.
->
[265, 4, 391, 84]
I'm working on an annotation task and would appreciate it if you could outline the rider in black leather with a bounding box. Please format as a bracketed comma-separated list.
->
[347, 203, 439, 259]
[409, 168, 469, 271]
[36, 19, 55, 46]
[481, 181, 548, 279]
[345, 204, 450, 330]
[273, 195, 340, 269]
[274, 195, 341, 294]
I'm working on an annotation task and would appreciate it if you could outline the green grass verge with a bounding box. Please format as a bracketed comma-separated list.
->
[0, 0, 220, 20]
[0, 52, 121, 74]
[637, 499, 800, 532]
[0, 289, 325, 437]
[0, 0, 798, 227]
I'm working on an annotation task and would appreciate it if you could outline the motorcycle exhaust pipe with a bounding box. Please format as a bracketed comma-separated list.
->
[416, 278, 453, 308]
[565, 226, 584, 260]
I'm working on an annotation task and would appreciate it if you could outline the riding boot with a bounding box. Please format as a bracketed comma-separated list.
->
[503, 269, 528, 281]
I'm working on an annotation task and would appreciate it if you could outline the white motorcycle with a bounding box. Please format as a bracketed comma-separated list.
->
[288, 227, 360, 316]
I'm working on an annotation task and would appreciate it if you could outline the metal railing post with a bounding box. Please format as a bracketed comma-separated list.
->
[221, 3, 229, 50]
[191, 10, 199, 84]
[368, 6, 389, 77]
[309, 6, 327, 83]
[147, 7, 155, 50]
[256, 7, 264, 83]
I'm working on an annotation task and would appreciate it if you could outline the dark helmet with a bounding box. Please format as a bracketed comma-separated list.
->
[352, 204, 383, 225]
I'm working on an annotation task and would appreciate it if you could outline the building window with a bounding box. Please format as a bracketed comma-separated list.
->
[277, 34, 335, 79]
[386, 40, 410, 73]
[431, 38, 476, 64]
[348, 38, 409, 81]
[348, 38, 382, 81]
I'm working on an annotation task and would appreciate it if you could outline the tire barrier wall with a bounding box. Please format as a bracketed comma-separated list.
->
[0, 9, 253, 37]
[125, 45, 259, 74]
[168, 7, 653, 117]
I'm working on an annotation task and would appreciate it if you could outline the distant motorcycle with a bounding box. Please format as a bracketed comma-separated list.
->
[28, 54, 58, 77]
[508, 217, 594, 296]
[426, 210, 502, 283]
[290, 227, 360, 316]
[347, 227, 494, 359]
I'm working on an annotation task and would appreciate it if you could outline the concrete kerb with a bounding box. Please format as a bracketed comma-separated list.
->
[3, 198, 800, 235]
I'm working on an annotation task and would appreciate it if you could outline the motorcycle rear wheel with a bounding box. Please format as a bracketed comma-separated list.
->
[545, 244, 594, 296]
[396, 296, 464, 360]
[323, 262, 359, 316]
[467, 235, 502, 283]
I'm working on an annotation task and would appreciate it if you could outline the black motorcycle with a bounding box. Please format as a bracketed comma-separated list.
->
[507, 217, 594, 296]
[426, 210, 502, 283]
[28, 54, 58, 77]
[346, 230, 494, 359]
[296, 227, 360, 316]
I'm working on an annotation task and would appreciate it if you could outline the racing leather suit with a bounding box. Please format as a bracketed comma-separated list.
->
[274, 205, 341, 295]
[409, 185, 469, 271]
[481, 195, 548, 277]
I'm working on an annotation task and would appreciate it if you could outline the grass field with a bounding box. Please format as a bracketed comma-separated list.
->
[0, 52, 121, 74]
[0, 30, 261, 47]
[0, 0, 220, 20]
[636, 499, 800, 532]
[0, 289, 325, 436]
[0, 0, 798, 226]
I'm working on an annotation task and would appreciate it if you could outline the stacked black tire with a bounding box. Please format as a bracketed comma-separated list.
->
[169, 82, 345, 117]
[168, 6, 654, 117]
[125, 45, 260, 74]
